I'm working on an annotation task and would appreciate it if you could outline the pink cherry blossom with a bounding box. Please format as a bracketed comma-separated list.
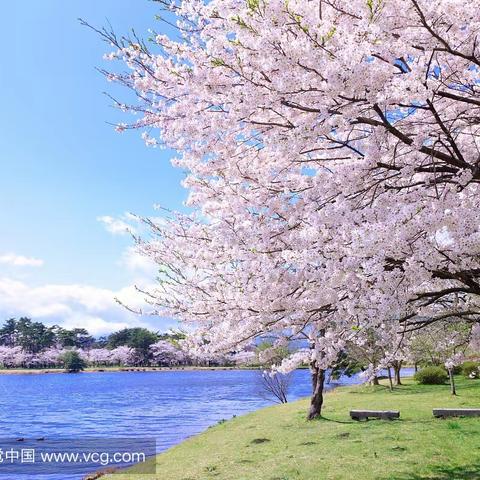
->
[95, 0, 480, 417]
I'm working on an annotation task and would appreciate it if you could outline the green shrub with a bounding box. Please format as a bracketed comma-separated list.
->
[413, 366, 448, 385]
[62, 350, 86, 373]
[461, 361, 480, 379]
[451, 364, 462, 375]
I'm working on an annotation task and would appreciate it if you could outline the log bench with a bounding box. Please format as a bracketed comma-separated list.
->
[433, 408, 480, 418]
[350, 410, 400, 421]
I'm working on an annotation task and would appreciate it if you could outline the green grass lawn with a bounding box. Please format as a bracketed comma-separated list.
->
[102, 377, 480, 480]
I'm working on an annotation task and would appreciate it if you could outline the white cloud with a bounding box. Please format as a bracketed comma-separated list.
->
[0, 277, 175, 336]
[121, 246, 158, 276]
[0, 213, 179, 336]
[97, 214, 137, 236]
[0, 253, 44, 267]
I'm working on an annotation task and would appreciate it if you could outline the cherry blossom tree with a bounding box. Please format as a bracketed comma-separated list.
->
[149, 340, 186, 366]
[348, 322, 412, 388]
[110, 346, 136, 366]
[408, 320, 472, 394]
[90, 0, 480, 417]
[230, 350, 256, 367]
[86, 348, 113, 366]
[35, 348, 67, 368]
[131, 211, 359, 418]
[0, 346, 25, 368]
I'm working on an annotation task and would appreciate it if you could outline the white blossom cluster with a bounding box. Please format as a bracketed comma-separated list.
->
[101, 0, 480, 381]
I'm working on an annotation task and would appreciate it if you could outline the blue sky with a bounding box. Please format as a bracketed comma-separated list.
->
[0, 2, 185, 334]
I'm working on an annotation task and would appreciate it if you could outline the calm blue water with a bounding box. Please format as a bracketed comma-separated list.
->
[0, 368, 414, 479]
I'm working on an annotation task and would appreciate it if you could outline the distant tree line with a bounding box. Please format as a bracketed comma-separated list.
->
[0, 317, 96, 352]
[0, 318, 254, 370]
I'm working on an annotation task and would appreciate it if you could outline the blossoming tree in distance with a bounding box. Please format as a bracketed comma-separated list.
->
[89, 0, 480, 418]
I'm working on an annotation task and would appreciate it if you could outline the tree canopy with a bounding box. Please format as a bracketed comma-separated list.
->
[91, 0, 480, 417]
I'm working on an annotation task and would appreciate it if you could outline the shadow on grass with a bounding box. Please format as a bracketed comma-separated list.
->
[308, 416, 354, 424]
[386, 463, 480, 480]
[349, 385, 430, 396]
[313, 414, 409, 425]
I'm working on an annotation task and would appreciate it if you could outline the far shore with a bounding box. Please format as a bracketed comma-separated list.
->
[0, 365, 412, 376]
[0, 366, 263, 375]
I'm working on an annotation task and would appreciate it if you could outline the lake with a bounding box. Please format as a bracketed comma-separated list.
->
[0, 368, 414, 479]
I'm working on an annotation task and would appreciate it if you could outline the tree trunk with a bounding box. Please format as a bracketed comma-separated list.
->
[387, 367, 393, 391]
[308, 364, 325, 420]
[414, 362, 418, 373]
[448, 368, 457, 396]
[394, 361, 402, 386]
[371, 376, 379, 386]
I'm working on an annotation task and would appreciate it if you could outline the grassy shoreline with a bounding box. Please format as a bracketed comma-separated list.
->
[99, 376, 480, 480]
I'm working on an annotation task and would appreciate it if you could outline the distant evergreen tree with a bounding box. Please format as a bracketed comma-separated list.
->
[62, 350, 86, 373]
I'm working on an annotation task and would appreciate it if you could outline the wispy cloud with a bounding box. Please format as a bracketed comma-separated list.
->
[0, 253, 44, 267]
[121, 246, 157, 276]
[97, 213, 137, 236]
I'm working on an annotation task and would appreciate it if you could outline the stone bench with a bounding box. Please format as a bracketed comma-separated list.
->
[350, 410, 400, 421]
[433, 408, 480, 418]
